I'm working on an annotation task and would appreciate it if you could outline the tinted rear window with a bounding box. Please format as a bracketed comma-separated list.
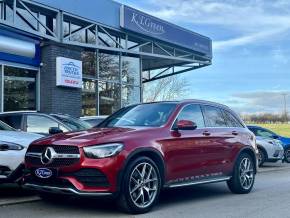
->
[0, 115, 22, 129]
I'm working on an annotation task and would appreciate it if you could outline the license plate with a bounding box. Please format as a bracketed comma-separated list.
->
[34, 168, 56, 179]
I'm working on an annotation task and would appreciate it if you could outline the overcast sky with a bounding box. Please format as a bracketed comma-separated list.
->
[116, 0, 290, 114]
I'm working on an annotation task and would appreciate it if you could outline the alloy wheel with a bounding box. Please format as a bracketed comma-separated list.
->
[129, 162, 159, 209]
[258, 152, 263, 166]
[239, 157, 254, 190]
[285, 149, 290, 163]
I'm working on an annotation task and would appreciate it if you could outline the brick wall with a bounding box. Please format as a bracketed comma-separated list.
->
[40, 43, 82, 117]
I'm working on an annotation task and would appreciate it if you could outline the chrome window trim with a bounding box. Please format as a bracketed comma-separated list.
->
[170, 102, 245, 131]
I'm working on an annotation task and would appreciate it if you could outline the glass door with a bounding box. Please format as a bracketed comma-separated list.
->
[4, 66, 37, 112]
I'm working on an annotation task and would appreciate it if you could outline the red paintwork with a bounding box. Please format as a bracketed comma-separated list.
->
[24, 101, 257, 194]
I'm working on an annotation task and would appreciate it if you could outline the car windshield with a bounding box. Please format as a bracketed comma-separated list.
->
[52, 115, 92, 131]
[0, 120, 15, 131]
[98, 103, 177, 128]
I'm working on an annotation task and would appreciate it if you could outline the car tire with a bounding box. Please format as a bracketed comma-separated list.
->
[284, 148, 290, 163]
[227, 153, 255, 194]
[258, 148, 266, 167]
[117, 156, 161, 214]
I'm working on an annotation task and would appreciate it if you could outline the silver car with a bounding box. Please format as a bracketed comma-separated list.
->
[256, 136, 284, 166]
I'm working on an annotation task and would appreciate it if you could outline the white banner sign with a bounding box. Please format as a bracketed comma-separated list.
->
[56, 57, 82, 88]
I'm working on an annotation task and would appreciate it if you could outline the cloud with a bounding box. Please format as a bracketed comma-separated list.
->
[230, 91, 290, 114]
[130, 0, 290, 51]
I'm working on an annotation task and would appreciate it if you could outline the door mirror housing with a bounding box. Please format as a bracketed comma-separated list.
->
[176, 120, 197, 131]
[49, 127, 63, 135]
[272, 135, 279, 139]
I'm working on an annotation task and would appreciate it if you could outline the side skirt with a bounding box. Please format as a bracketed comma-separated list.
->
[164, 176, 232, 188]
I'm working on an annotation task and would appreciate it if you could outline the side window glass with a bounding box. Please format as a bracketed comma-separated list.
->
[256, 129, 274, 138]
[223, 110, 243, 128]
[202, 106, 227, 127]
[175, 104, 205, 129]
[0, 115, 22, 129]
[26, 115, 60, 134]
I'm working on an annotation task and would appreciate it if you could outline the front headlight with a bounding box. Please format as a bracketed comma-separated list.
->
[83, 143, 124, 159]
[0, 141, 24, 151]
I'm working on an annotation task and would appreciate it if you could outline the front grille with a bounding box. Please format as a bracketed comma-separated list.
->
[26, 157, 80, 167]
[25, 145, 80, 167]
[27, 145, 79, 154]
[64, 169, 110, 187]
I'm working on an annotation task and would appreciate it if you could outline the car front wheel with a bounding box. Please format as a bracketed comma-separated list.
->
[117, 156, 161, 214]
[284, 148, 290, 163]
[258, 148, 266, 167]
[227, 153, 255, 194]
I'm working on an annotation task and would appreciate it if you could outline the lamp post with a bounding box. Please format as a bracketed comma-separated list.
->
[282, 93, 288, 123]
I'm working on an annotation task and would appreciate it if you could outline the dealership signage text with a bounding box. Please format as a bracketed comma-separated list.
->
[131, 12, 165, 35]
[56, 57, 82, 88]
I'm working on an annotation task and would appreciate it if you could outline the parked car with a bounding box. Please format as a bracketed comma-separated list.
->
[23, 100, 257, 214]
[0, 112, 91, 135]
[0, 120, 43, 183]
[255, 136, 284, 166]
[247, 125, 290, 163]
[80, 116, 108, 127]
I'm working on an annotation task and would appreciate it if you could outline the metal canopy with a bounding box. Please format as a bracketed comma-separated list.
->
[0, 0, 212, 82]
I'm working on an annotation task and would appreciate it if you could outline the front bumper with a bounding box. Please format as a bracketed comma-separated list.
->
[24, 147, 126, 195]
[24, 183, 113, 197]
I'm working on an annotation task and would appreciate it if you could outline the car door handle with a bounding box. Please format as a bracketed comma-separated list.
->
[232, 131, 239, 136]
[203, 131, 211, 136]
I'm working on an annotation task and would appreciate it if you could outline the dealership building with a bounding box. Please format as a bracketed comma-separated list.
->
[0, 0, 212, 117]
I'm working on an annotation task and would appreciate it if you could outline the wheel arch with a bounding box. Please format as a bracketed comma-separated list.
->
[256, 144, 268, 160]
[117, 148, 166, 193]
[236, 147, 258, 174]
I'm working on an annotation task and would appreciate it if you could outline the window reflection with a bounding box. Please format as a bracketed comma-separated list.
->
[82, 51, 96, 77]
[82, 79, 97, 116]
[122, 56, 140, 86]
[99, 81, 121, 115]
[122, 85, 140, 107]
[99, 53, 120, 81]
[4, 66, 36, 112]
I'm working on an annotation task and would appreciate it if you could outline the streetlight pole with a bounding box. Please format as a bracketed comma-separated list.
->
[282, 93, 288, 123]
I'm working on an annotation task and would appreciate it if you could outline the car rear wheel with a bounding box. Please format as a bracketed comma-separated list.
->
[117, 156, 161, 214]
[284, 148, 290, 163]
[258, 148, 266, 167]
[227, 153, 255, 194]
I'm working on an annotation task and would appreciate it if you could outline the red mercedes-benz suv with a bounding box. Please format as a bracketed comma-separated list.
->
[23, 100, 257, 214]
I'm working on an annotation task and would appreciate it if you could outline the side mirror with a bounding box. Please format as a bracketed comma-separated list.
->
[272, 135, 279, 139]
[49, 127, 63, 135]
[176, 120, 197, 131]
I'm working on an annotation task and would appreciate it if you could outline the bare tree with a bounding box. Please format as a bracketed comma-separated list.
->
[143, 76, 190, 102]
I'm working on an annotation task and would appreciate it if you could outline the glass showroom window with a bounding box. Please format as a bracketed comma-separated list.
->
[4, 66, 37, 112]
[82, 51, 97, 77]
[122, 56, 140, 86]
[82, 79, 97, 116]
[99, 53, 120, 82]
[0, 65, 2, 111]
[99, 81, 121, 115]
[122, 85, 140, 107]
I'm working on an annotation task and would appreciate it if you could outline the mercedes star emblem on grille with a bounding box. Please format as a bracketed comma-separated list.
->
[41, 147, 57, 165]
